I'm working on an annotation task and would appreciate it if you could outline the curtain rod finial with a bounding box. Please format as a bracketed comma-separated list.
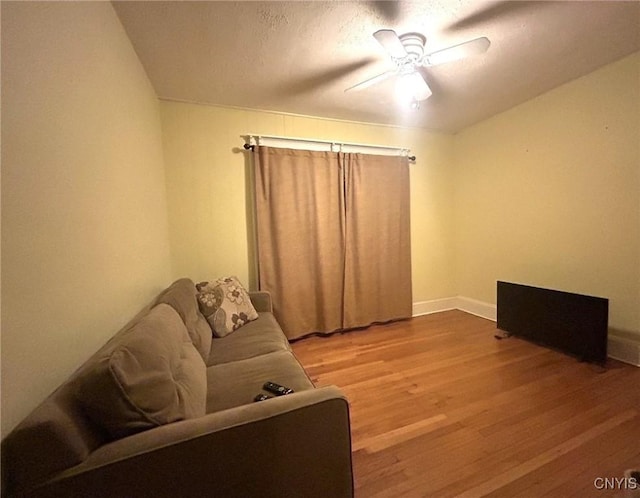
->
[408, 155, 416, 162]
[244, 143, 254, 151]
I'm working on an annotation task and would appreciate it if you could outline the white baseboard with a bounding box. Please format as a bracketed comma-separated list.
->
[412, 297, 458, 317]
[608, 333, 640, 367]
[413, 296, 639, 367]
[455, 296, 497, 321]
[412, 296, 496, 321]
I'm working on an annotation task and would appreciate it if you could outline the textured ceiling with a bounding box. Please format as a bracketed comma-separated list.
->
[113, 1, 640, 133]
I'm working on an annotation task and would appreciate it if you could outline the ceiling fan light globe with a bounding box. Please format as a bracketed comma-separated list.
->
[395, 72, 432, 104]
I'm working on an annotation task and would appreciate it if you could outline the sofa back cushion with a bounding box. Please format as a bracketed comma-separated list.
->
[154, 278, 213, 361]
[75, 304, 207, 440]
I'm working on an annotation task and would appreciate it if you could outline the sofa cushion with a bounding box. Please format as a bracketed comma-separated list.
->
[206, 312, 291, 366]
[154, 278, 212, 362]
[76, 304, 207, 440]
[205, 351, 314, 413]
[196, 276, 258, 337]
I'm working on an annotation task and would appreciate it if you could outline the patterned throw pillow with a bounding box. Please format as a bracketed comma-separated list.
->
[196, 276, 258, 337]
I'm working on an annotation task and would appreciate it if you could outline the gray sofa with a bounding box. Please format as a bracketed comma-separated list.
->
[1, 278, 353, 498]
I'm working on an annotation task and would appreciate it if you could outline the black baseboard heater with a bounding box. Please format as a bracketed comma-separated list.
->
[497, 281, 608, 364]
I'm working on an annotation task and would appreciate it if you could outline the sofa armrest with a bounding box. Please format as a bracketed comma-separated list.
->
[20, 386, 353, 498]
[249, 291, 273, 313]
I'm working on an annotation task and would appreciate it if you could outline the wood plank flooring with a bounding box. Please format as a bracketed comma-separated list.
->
[291, 310, 640, 498]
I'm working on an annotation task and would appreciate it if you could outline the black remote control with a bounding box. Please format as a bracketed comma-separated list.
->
[253, 393, 272, 402]
[263, 381, 294, 396]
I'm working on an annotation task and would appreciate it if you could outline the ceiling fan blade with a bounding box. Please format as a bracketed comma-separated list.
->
[369, 1, 402, 22]
[411, 71, 433, 101]
[424, 37, 490, 66]
[373, 29, 407, 59]
[415, 72, 432, 101]
[276, 58, 377, 97]
[345, 69, 396, 92]
[445, 2, 538, 32]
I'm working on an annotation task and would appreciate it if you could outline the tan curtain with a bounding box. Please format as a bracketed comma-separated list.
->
[253, 147, 345, 339]
[342, 153, 412, 328]
[253, 146, 412, 340]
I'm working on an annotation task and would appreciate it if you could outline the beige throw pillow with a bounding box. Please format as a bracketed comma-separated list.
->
[76, 304, 207, 440]
[196, 276, 258, 337]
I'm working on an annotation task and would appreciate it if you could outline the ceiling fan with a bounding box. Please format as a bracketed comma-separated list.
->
[346, 29, 490, 106]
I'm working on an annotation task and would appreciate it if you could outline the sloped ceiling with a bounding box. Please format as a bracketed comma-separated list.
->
[113, 1, 640, 133]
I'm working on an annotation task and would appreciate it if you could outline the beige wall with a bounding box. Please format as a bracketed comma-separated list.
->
[454, 52, 640, 336]
[1, 2, 172, 436]
[160, 101, 456, 303]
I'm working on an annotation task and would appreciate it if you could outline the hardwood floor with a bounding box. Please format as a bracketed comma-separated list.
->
[291, 310, 640, 498]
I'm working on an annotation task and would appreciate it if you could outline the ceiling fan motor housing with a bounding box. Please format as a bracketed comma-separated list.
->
[399, 32, 426, 61]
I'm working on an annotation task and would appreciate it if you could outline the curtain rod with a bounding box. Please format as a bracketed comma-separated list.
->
[242, 134, 416, 162]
